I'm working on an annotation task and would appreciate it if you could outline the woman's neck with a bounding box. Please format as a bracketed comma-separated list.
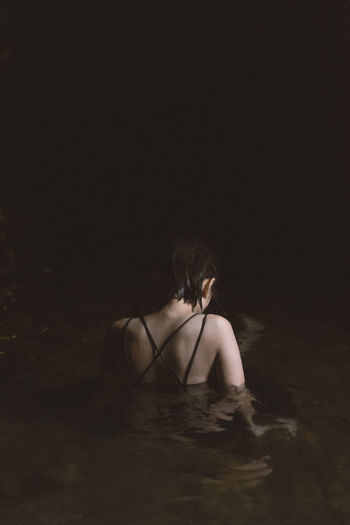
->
[160, 298, 202, 317]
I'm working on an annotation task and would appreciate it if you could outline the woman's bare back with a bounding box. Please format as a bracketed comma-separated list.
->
[113, 312, 244, 387]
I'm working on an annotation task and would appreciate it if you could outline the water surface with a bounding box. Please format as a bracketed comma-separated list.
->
[1, 300, 349, 524]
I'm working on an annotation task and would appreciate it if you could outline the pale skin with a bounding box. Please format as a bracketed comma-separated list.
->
[107, 278, 261, 430]
[112, 277, 246, 389]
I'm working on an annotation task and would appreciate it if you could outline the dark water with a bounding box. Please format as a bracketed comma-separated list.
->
[2, 2, 349, 521]
[1, 294, 349, 525]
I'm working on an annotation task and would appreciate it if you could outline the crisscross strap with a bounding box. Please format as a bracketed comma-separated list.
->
[138, 318, 182, 385]
[137, 313, 201, 384]
[183, 313, 208, 387]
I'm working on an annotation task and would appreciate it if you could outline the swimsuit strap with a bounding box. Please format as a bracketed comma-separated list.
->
[182, 314, 208, 388]
[139, 317, 183, 386]
[122, 317, 133, 339]
[158, 313, 201, 352]
[137, 313, 201, 384]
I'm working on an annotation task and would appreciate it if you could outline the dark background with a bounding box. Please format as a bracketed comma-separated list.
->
[1, 2, 349, 312]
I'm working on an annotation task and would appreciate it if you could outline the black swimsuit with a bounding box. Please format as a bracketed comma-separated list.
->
[122, 313, 208, 390]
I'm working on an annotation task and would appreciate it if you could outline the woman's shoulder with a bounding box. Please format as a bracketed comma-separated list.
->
[111, 317, 135, 333]
[204, 314, 236, 342]
[205, 314, 232, 329]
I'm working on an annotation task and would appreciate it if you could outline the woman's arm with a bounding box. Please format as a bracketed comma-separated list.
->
[213, 316, 257, 431]
[214, 316, 245, 388]
[213, 317, 285, 436]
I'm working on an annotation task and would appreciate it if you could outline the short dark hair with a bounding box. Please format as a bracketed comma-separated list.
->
[170, 237, 218, 310]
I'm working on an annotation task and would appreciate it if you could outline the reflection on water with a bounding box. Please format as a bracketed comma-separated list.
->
[1, 305, 350, 525]
[89, 378, 299, 494]
[201, 455, 273, 491]
[99, 382, 297, 441]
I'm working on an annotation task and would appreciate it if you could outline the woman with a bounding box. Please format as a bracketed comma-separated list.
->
[90, 239, 275, 489]
[106, 237, 245, 391]
[97, 237, 294, 446]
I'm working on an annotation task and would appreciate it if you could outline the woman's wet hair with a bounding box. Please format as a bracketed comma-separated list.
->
[169, 237, 218, 310]
[128, 237, 222, 316]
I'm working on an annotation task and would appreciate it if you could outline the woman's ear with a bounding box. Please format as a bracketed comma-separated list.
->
[202, 277, 216, 298]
